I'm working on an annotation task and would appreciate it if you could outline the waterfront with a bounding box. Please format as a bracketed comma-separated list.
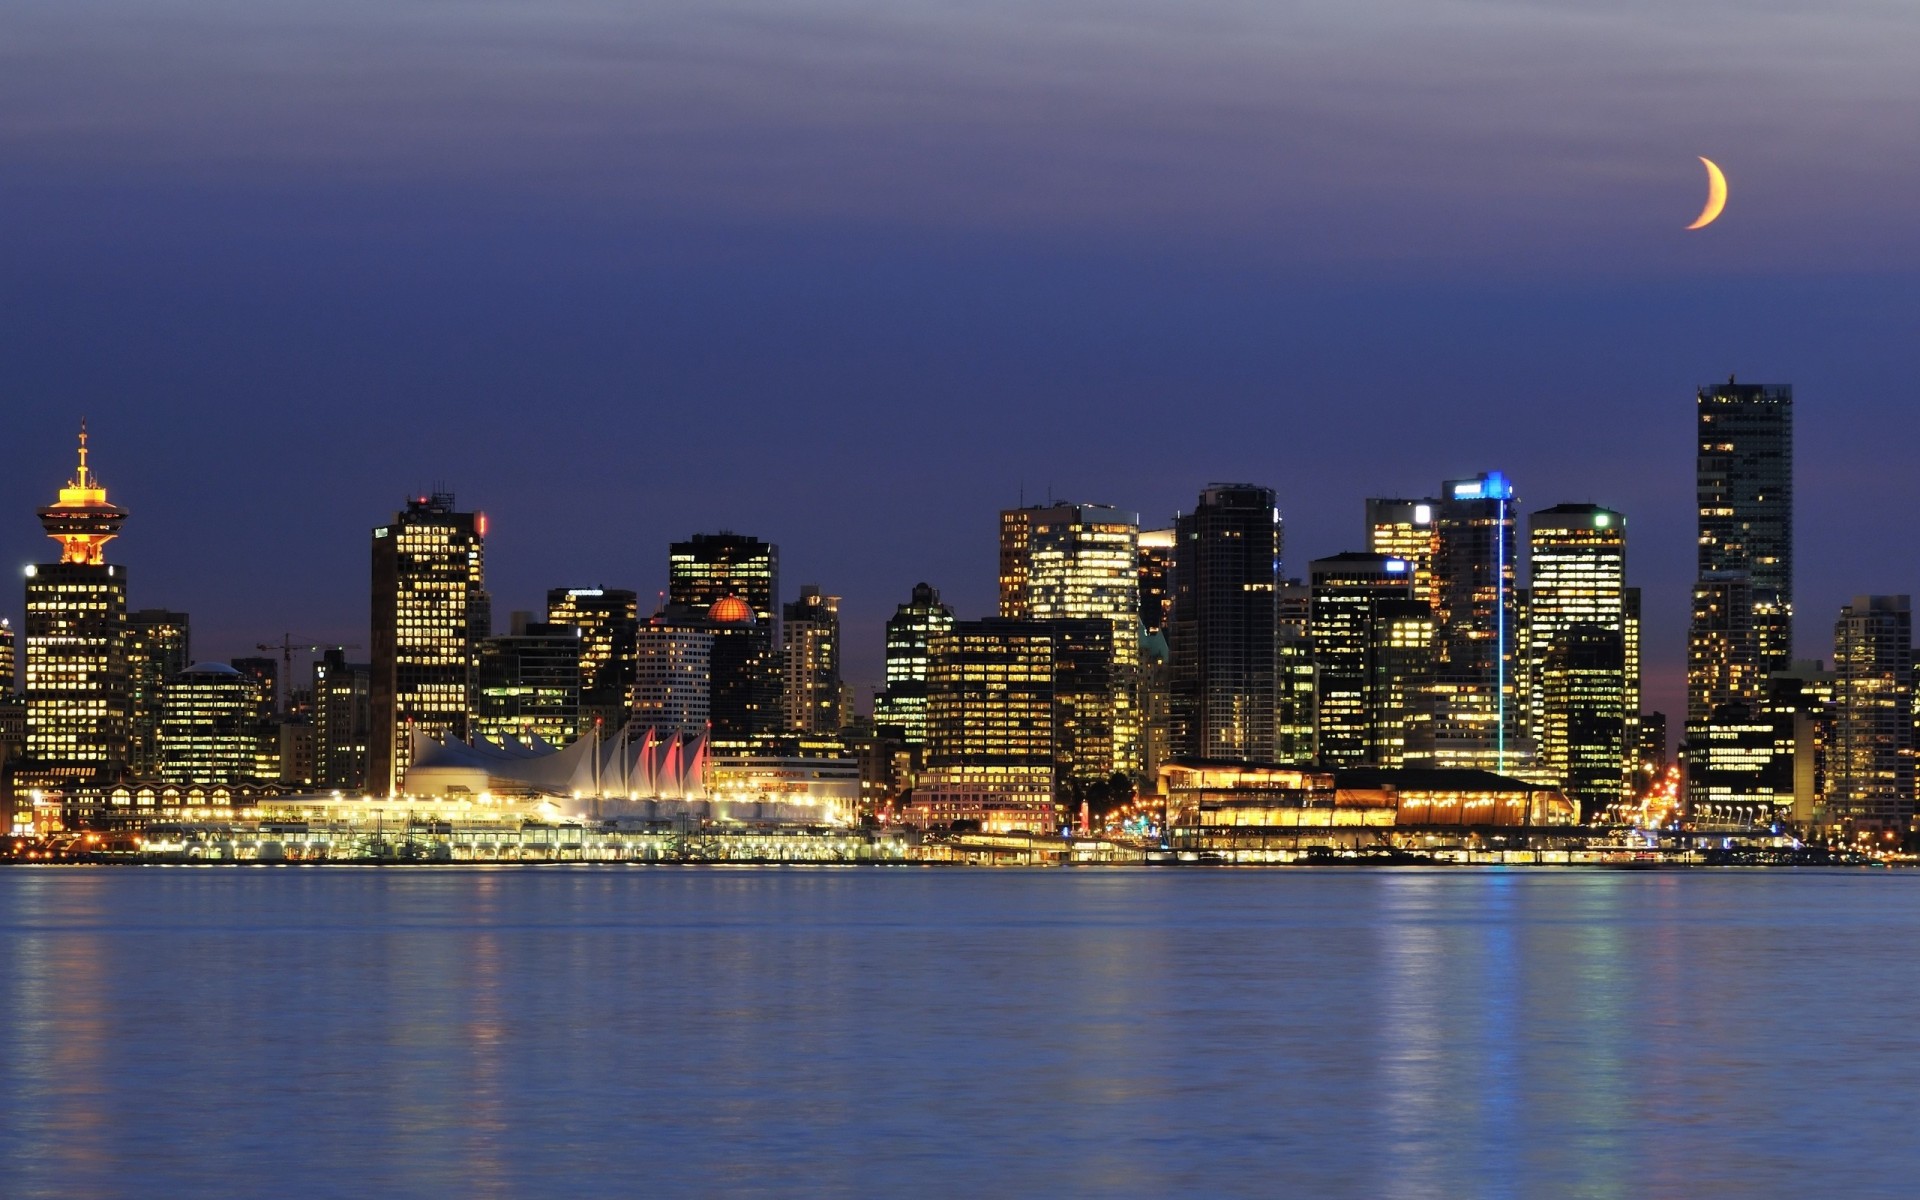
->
[3, 868, 1917, 1198]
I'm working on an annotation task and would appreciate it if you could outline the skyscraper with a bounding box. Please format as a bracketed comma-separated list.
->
[781, 586, 846, 734]
[545, 587, 639, 733]
[474, 616, 583, 745]
[1309, 553, 1416, 766]
[1527, 504, 1634, 815]
[1137, 528, 1175, 634]
[312, 648, 372, 790]
[126, 610, 191, 778]
[0, 617, 15, 693]
[369, 492, 489, 796]
[24, 425, 130, 782]
[632, 610, 713, 739]
[999, 502, 1142, 776]
[874, 582, 956, 747]
[1830, 596, 1914, 836]
[669, 533, 778, 627]
[924, 619, 1058, 810]
[1427, 472, 1520, 771]
[1169, 485, 1281, 762]
[669, 534, 778, 750]
[1691, 379, 1792, 722]
[1365, 498, 1439, 607]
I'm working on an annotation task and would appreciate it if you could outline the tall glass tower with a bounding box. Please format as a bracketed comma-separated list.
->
[1429, 472, 1519, 771]
[1169, 484, 1281, 763]
[1527, 504, 1634, 816]
[1690, 379, 1792, 722]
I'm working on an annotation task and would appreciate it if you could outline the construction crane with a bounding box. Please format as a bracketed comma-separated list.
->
[256, 634, 362, 715]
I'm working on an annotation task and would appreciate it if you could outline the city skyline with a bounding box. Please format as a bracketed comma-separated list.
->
[0, 389, 1897, 727]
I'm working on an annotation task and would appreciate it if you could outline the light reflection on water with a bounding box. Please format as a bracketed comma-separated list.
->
[2, 867, 1917, 1199]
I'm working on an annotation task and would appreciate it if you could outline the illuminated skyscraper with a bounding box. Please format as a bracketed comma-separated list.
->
[781, 586, 847, 734]
[1276, 579, 1317, 763]
[369, 492, 489, 796]
[1830, 596, 1914, 836]
[24, 425, 130, 782]
[1527, 504, 1634, 815]
[546, 587, 639, 732]
[1426, 472, 1519, 771]
[1688, 572, 1759, 721]
[1137, 528, 1175, 634]
[474, 616, 583, 745]
[874, 582, 956, 747]
[126, 610, 190, 778]
[632, 609, 712, 738]
[924, 619, 1058, 810]
[158, 662, 268, 784]
[669, 534, 778, 750]
[1691, 380, 1792, 722]
[1169, 485, 1281, 762]
[999, 502, 1142, 776]
[0, 617, 15, 693]
[312, 648, 372, 790]
[1309, 553, 1416, 766]
[1365, 498, 1439, 606]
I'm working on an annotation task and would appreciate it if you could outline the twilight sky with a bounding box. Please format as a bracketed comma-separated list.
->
[5, 0, 1919, 722]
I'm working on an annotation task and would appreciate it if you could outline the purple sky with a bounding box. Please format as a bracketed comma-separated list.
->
[5, 0, 1919, 721]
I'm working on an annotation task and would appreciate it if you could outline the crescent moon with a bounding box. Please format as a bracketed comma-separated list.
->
[1687, 156, 1727, 230]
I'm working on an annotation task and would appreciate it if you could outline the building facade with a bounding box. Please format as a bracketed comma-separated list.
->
[1168, 485, 1281, 762]
[158, 662, 268, 784]
[1427, 472, 1520, 772]
[312, 648, 372, 790]
[474, 617, 583, 745]
[781, 586, 847, 734]
[368, 492, 490, 796]
[545, 587, 639, 733]
[873, 582, 956, 747]
[1829, 596, 1914, 836]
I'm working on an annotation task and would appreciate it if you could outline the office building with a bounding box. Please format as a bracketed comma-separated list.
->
[999, 502, 1142, 777]
[1309, 553, 1416, 766]
[1365, 498, 1439, 606]
[923, 619, 1058, 812]
[873, 583, 956, 747]
[1427, 472, 1520, 771]
[474, 615, 583, 745]
[1138, 528, 1175, 633]
[1169, 485, 1281, 762]
[0, 617, 14, 693]
[312, 648, 372, 791]
[669, 532, 778, 627]
[125, 610, 190, 778]
[1276, 579, 1316, 763]
[1830, 596, 1914, 836]
[1527, 504, 1634, 815]
[369, 492, 490, 796]
[24, 426, 130, 782]
[781, 586, 847, 734]
[1690, 380, 1792, 722]
[158, 662, 268, 784]
[632, 608, 713, 739]
[546, 587, 639, 732]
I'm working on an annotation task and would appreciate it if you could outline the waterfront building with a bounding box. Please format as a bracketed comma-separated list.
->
[922, 619, 1059, 819]
[369, 492, 489, 796]
[474, 616, 583, 745]
[24, 426, 130, 783]
[1684, 702, 1788, 828]
[1687, 571, 1760, 720]
[1365, 498, 1439, 607]
[631, 608, 713, 739]
[312, 649, 372, 791]
[668, 535, 779, 751]
[1000, 502, 1142, 776]
[1169, 484, 1281, 762]
[545, 587, 639, 733]
[1690, 379, 1793, 722]
[1309, 553, 1416, 766]
[781, 586, 847, 734]
[1426, 472, 1521, 771]
[1765, 662, 1835, 831]
[1829, 596, 1914, 837]
[1369, 598, 1437, 769]
[158, 662, 269, 784]
[873, 582, 955, 747]
[1137, 528, 1175, 633]
[1526, 504, 1634, 816]
[126, 609, 190, 777]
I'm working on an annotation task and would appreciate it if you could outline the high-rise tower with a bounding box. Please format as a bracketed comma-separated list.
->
[1830, 596, 1913, 836]
[874, 583, 956, 747]
[1527, 504, 1635, 816]
[545, 587, 639, 733]
[369, 492, 489, 795]
[1428, 472, 1519, 771]
[781, 586, 847, 734]
[24, 424, 131, 781]
[1308, 553, 1417, 766]
[1168, 485, 1281, 762]
[1690, 380, 1792, 721]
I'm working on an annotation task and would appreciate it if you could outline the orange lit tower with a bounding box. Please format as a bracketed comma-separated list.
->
[23, 422, 132, 779]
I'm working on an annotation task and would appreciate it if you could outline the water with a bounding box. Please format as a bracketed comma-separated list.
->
[2, 867, 1915, 1198]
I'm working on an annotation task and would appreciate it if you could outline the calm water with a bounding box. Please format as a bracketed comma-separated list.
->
[2, 867, 1915, 1198]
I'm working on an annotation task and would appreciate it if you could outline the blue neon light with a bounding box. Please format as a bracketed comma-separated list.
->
[1385, 559, 1408, 573]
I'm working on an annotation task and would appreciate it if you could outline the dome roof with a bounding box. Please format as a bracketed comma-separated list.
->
[707, 596, 755, 624]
